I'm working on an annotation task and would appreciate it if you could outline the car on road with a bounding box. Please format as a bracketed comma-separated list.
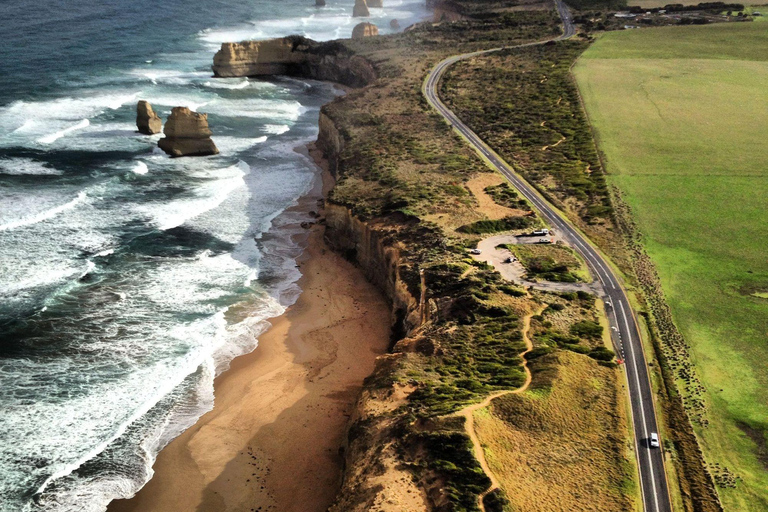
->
[649, 433, 660, 448]
[469, 249, 482, 255]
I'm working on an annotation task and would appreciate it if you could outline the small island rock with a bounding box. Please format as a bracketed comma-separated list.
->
[316, 0, 326, 5]
[367, 0, 383, 7]
[158, 107, 219, 157]
[351, 22, 379, 39]
[136, 100, 162, 135]
[390, 19, 400, 29]
[352, 0, 370, 17]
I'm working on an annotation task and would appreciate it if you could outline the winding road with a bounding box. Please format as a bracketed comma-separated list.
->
[423, 3, 672, 511]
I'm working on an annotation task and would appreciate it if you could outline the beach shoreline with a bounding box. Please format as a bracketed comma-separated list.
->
[108, 149, 392, 512]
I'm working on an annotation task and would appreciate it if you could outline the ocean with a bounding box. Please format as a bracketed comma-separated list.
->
[0, 0, 427, 510]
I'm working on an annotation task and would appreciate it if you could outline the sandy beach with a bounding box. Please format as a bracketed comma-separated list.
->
[109, 163, 391, 512]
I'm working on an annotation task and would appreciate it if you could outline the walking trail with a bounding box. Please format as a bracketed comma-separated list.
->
[454, 304, 546, 512]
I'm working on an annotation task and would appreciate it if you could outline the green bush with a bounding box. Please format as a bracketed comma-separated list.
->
[457, 215, 534, 234]
[570, 320, 603, 340]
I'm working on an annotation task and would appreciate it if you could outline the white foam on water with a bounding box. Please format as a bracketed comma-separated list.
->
[37, 119, 91, 144]
[214, 136, 268, 154]
[205, 97, 304, 121]
[0, 157, 62, 176]
[203, 78, 251, 90]
[263, 124, 290, 135]
[135, 161, 249, 231]
[131, 161, 149, 175]
[0, 191, 87, 232]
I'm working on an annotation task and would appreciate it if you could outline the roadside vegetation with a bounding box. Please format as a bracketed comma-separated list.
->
[474, 350, 635, 512]
[440, 40, 623, 255]
[318, 7, 637, 511]
[574, 22, 768, 511]
[504, 243, 589, 282]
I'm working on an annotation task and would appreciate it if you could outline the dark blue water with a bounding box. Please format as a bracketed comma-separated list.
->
[0, 1, 426, 510]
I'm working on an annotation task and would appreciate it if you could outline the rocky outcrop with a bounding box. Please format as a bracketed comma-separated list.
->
[136, 100, 162, 135]
[367, 0, 383, 7]
[390, 19, 400, 29]
[352, 0, 370, 17]
[351, 22, 378, 39]
[212, 36, 376, 88]
[316, 0, 326, 5]
[157, 107, 219, 157]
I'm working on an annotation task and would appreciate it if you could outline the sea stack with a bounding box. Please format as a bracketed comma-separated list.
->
[136, 100, 162, 135]
[316, 0, 326, 5]
[351, 22, 379, 39]
[157, 107, 219, 157]
[390, 19, 400, 29]
[367, 0, 383, 7]
[352, 0, 370, 17]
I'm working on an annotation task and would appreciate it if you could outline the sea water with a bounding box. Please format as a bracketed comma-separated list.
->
[0, 0, 427, 510]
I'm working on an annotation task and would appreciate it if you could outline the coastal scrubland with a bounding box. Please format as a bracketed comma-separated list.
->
[574, 22, 768, 511]
[311, 6, 637, 511]
[474, 350, 635, 511]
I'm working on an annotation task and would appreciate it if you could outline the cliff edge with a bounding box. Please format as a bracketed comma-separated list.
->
[212, 36, 376, 88]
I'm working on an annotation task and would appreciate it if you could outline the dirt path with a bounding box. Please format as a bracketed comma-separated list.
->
[454, 305, 545, 512]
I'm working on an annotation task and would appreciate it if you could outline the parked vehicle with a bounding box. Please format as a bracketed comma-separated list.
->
[470, 249, 482, 255]
[532, 228, 550, 236]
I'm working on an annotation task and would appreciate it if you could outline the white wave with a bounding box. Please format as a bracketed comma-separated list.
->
[205, 97, 304, 121]
[131, 161, 149, 175]
[136, 161, 249, 231]
[37, 119, 91, 144]
[0, 158, 62, 176]
[0, 191, 87, 232]
[213, 136, 267, 154]
[203, 78, 250, 90]
[263, 124, 290, 135]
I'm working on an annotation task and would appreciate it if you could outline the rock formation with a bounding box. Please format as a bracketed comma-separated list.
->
[316, 0, 326, 6]
[136, 100, 162, 135]
[212, 36, 377, 88]
[367, 0, 383, 7]
[351, 22, 379, 39]
[390, 19, 400, 29]
[157, 107, 218, 157]
[352, 0, 370, 17]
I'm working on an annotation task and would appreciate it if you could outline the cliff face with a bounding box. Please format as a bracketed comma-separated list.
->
[212, 36, 376, 88]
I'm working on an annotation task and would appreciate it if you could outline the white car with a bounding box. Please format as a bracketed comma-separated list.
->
[649, 433, 660, 448]
[470, 249, 482, 255]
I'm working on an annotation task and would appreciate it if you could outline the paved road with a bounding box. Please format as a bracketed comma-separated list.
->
[423, 3, 672, 511]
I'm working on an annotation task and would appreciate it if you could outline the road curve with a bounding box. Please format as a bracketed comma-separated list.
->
[422, 3, 672, 512]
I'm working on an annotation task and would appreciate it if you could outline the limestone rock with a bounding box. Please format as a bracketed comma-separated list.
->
[390, 19, 400, 29]
[367, 0, 383, 7]
[136, 100, 162, 135]
[352, 0, 370, 17]
[157, 107, 219, 157]
[316, 0, 326, 5]
[351, 22, 379, 39]
[213, 38, 307, 77]
[211, 36, 377, 88]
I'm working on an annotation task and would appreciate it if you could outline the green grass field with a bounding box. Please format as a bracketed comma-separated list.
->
[574, 23, 768, 511]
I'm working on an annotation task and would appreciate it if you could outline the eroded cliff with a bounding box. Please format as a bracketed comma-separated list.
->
[212, 36, 376, 88]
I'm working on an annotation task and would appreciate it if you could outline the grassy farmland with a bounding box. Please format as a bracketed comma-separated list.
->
[574, 23, 768, 510]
